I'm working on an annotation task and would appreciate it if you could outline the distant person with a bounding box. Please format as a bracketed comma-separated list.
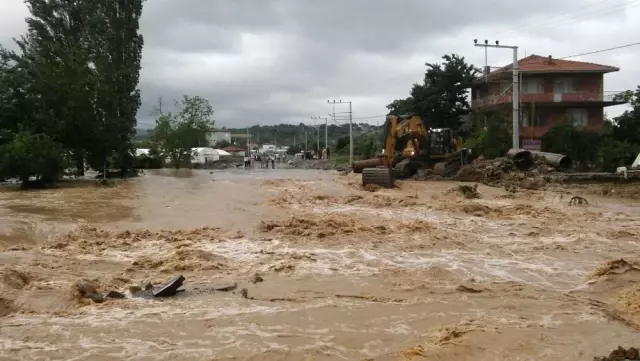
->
[243, 155, 250, 168]
[326, 148, 330, 160]
[271, 155, 275, 169]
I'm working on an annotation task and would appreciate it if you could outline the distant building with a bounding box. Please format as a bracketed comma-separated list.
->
[223, 146, 246, 156]
[260, 144, 276, 152]
[471, 54, 626, 150]
[206, 128, 231, 147]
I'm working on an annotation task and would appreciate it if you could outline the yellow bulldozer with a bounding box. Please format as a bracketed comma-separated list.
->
[352, 113, 468, 188]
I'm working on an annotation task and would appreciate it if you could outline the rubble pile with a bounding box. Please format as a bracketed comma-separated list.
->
[455, 154, 556, 189]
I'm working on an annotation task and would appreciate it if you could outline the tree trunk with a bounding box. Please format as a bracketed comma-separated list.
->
[75, 153, 85, 176]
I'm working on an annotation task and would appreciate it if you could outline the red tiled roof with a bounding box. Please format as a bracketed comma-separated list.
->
[494, 54, 619, 74]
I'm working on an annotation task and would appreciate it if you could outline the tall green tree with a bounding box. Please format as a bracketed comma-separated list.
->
[387, 54, 478, 129]
[85, 0, 144, 175]
[152, 96, 215, 169]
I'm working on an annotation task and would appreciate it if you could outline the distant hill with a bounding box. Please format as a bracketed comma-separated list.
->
[223, 123, 381, 148]
[133, 123, 383, 150]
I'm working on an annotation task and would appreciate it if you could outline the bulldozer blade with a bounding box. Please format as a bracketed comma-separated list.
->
[362, 167, 395, 188]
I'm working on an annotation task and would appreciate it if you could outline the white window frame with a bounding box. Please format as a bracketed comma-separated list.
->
[566, 108, 588, 127]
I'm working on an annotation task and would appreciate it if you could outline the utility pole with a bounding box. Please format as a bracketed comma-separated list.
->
[304, 130, 308, 150]
[474, 39, 519, 149]
[328, 100, 353, 164]
[311, 116, 328, 151]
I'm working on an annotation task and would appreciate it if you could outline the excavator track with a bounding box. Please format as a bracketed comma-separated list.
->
[433, 157, 463, 177]
[362, 167, 395, 188]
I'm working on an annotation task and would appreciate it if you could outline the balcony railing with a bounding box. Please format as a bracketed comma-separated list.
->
[473, 91, 626, 108]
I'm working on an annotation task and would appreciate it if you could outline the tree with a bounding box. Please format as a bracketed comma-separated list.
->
[388, 54, 478, 130]
[85, 0, 144, 175]
[465, 111, 511, 159]
[0, 0, 145, 180]
[152, 96, 215, 169]
[215, 139, 231, 148]
[0, 131, 67, 187]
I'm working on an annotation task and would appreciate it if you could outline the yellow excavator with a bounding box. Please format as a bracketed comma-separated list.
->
[352, 113, 468, 188]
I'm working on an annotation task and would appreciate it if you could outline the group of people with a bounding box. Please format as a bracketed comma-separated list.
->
[243, 153, 285, 169]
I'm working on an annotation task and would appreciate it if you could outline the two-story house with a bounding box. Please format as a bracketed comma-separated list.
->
[471, 55, 625, 149]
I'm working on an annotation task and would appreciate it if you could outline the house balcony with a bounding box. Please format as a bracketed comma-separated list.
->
[473, 91, 626, 108]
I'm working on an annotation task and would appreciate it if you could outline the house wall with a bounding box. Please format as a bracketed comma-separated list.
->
[519, 106, 604, 139]
[206, 131, 231, 146]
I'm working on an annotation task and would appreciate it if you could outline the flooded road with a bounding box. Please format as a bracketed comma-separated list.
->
[1, 169, 639, 360]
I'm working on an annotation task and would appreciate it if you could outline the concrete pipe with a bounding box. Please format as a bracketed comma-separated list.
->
[352, 157, 384, 174]
[506, 148, 534, 171]
[529, 151, 572, 169]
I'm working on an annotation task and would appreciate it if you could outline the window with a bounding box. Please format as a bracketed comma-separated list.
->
[522, 78, 544, 93]
[566, 108, 588, 127]
[521, 112, 546, 127]
[554, 78, 575, 93]
[499, 80, 512, 95]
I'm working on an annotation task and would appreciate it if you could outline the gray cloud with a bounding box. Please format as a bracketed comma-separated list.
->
[1, 0, 639, 128]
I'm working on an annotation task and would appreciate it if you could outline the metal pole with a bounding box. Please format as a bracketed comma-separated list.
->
[512, 46, 519, 149]
[316, 122, 319, 155]
[305, 130, 307, 150]
[325, 118, 328, 150]
[473, 41, 520, 149]
[348, 101, 353, 165]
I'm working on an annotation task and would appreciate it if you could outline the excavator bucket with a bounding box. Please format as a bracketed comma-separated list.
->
[362, 167, 395, 188]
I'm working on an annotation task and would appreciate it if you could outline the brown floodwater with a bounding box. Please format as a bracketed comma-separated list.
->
[1, 169, 639, 361]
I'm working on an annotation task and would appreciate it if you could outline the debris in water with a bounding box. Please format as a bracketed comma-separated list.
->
[214, 283, 237, 292]
[240, 288, 250, 299]
[152, 275, 186, 297]
[457, 184, 480, 199]
[250, 273, 264, 284]
[363, 184, 381, 192]
[569, 196, 589, 206]
[456, 285, 482, 293]
[593, 346, 640, 360]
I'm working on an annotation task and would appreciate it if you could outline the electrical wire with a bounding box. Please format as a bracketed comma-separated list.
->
[327, 42, 640, 121]
[479, 41, 640, 79]
[498, 0, 639, 38]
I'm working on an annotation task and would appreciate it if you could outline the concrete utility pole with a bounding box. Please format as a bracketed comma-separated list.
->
[474, 39, 520, 149]
[311, 116, 328, 151]
[328, 100, 353, 164]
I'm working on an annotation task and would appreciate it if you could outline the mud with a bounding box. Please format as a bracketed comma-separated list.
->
[0, 168, 639, 361]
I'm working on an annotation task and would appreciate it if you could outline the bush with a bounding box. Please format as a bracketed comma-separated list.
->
[0, 132, 68, 186]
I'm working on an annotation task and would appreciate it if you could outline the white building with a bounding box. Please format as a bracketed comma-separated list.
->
[261, 144, 276, 152]
[205, 128, 231, 147]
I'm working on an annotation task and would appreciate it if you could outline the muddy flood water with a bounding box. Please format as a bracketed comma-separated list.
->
[1, 168, 639, 361]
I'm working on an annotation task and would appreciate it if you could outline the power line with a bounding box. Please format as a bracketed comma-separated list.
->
[499, 0, 639, 38]
[479, 41, 640, 79]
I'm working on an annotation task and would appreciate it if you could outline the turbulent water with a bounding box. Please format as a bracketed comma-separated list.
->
[1, 168, 639, 361]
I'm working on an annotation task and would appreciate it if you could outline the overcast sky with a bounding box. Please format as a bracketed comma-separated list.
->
[1, 0, 639, 128]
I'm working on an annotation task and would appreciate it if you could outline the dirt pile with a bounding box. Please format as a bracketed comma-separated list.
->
[287, 158, 333, 170]
[455, 155, 554, 189]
